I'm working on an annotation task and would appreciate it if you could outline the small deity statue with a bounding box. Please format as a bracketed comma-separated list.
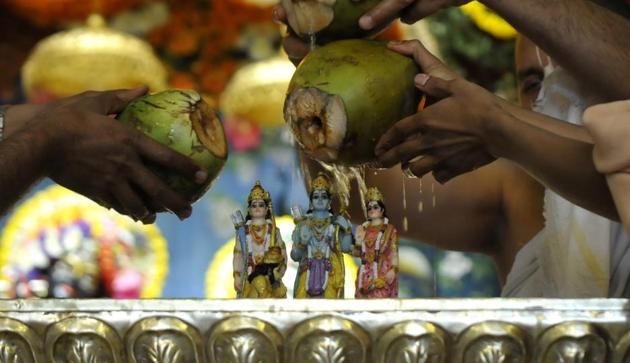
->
[232, 181, 288, 298]
[353, 187, 399, 298]
[291, 172, 353, 298]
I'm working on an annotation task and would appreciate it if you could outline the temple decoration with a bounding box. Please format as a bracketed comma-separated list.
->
[220, 55, 295, 129]
[21, 14, 166, 102]
[0, 186, 168, 298]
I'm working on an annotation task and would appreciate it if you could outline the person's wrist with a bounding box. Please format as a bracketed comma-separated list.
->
[29, 115, 65, 174]
[482, 101, 515, 159]
[0, 105, 7, 142]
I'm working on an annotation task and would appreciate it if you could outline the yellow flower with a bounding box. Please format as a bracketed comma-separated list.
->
[460, 1, 517, 40]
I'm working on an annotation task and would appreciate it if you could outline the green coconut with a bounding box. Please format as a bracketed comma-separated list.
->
[284, 39, 421, 166]
[118, 90, 227, 202]
[282, 0, 386, 44]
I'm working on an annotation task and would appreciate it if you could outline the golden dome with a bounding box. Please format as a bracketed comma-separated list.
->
[220, 55, 295, 128]
[21, 14, 167, 100]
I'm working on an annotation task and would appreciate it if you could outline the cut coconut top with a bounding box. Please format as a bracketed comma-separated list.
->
[191, 101, 227, 160]
[282, 0, 336, 37]
[285, 87, 347, 163]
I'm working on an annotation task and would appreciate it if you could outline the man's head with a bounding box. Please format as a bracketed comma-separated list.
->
[515, 35, 550, 110]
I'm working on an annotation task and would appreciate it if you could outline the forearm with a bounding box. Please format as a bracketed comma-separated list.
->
[0, 127, 51, 216]
[490, 111, 618, 220]
[482, 0, 630, 100]
[498, 99, 592, 143]
[3, 104, 46, 138]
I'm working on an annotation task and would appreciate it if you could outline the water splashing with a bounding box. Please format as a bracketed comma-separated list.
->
[308, 32, 317, 51]
[316, 161, 367, 218]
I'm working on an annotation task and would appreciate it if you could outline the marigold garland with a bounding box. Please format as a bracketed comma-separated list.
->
[460, 1, 516, 40]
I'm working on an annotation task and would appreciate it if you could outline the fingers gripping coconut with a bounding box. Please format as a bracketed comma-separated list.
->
[282, 0, 387, 43]
[284, 39, 421, 166]
[118, 90, 228, 203]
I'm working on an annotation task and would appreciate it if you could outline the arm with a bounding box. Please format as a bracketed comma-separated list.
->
[377, 40, 619, 220]
[488, 105, 617, 220]
[359, 0, 630, 100]
[0, 88, 206, 223]
[3, 104, 45, 138]
[481, 0, 630, 100]
[0, 121, 51, 216]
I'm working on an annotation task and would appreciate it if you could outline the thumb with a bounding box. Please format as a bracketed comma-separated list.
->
[414, 73, 452, 100]
[388, 40, 457, 80]
[85, 86, 149, 115]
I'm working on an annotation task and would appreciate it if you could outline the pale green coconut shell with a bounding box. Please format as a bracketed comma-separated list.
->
[285, 39, 421, 165]
[118, 90, 227, 202]
[283, 0, 386, 44]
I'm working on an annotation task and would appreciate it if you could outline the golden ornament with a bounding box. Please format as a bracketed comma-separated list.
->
[21, 14, 167, 100]
[366, 187, 385, 204]
[220, 56, 295, 128]
[311, 173, 332, 194]
[248, 181, 272, 204]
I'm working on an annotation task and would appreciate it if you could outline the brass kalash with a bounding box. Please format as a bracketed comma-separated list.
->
[21, 14, 166, 99]
[4, 9, 629, 363]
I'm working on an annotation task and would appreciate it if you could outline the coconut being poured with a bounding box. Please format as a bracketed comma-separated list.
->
[284, 39, 422, 166]
[281, 0, 387, 44]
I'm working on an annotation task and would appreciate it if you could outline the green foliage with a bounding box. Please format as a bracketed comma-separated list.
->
[427, 8, 516, 100]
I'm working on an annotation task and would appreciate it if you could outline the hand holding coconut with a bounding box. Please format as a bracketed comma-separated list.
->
[284, 39, 421, 166]
[376, 40, 498, 183]
[359, 0, 470, 31]
[0, 88, 218, 223]
[274, 0, 393, 66]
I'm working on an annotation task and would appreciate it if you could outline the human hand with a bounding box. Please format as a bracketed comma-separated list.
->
[34, 87, 208, 223]
[375, 40, 499, 183]
[584, 100, 630, 175]
[234, 277, 242, 292]
[359, 0, 470, 31]
[273, 5, 312, 66]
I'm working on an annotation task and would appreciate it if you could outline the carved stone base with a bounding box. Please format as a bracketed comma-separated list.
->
[0, 299, 628, 362]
